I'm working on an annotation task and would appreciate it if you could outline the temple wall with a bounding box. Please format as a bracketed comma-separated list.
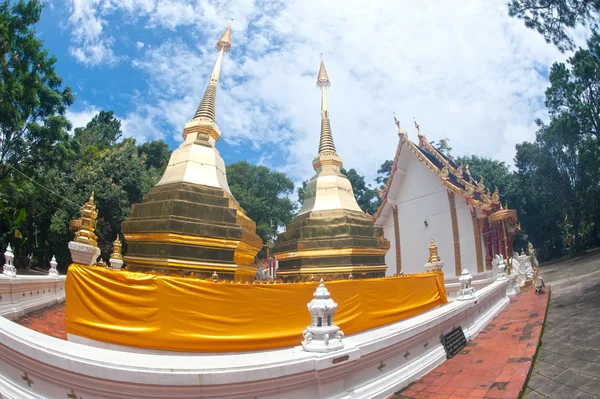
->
[395, 156, 454, 276]
[0, 274, 66, 319]
[383, 223, 396, 275]
[456, 201, 478, 276]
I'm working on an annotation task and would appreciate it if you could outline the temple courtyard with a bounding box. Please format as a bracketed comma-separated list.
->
[8, 251, 600, 398]
[389, 250, 600, 399]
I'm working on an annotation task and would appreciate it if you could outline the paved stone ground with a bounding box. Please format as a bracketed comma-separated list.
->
[391, 285, 549, 399]
[12, 302, 66, 340]
[523, 251, 600, 399]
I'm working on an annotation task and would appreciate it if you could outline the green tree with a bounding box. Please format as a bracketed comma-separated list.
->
[375, 160, 393, 189]
[74, 111, 122, 150]
[226, 161, 296, 242]
[0, 0, 74, 179]
[341, 168, 380, 215]
[508, 0, 600, 52]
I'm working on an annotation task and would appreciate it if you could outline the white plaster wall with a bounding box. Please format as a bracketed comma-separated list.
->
[0, 275, 66, 319]
[383, 223, 396, 275]
[395, 155, 454, 276]
[455, 201, 478, 276]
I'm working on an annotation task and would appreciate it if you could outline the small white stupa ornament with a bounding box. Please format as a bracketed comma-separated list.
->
[3, 244, 16, 277]
[457, 267, 475, 301]
[302, 279, 344, 353]
[48, 255, 59, 276]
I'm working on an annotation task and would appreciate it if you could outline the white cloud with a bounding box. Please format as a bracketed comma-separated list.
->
[63, 0, 586, 183]
[136, 41, 145, 49]
[66, 105, 100, 130]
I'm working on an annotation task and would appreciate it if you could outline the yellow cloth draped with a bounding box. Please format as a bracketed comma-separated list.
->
[66, 264, 447, 352]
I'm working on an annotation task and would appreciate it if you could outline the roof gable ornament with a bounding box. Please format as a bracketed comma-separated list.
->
[393, 113, 406, 137]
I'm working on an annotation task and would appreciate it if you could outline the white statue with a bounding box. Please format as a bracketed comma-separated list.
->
[493, 254, 507, 281]
[3, 244, 16, 277]
[457, 267, 475, 301]
[48, 255, 59, 276]
[302, 279, 344, 353]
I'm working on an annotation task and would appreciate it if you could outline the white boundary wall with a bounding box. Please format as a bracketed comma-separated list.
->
[0, 275, 66, 319]
[0, 279, 513, 399]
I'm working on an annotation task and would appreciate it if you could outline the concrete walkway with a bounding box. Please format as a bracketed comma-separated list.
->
[524, 251, 600, 399]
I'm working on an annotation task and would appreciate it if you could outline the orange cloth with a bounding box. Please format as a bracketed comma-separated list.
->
[66, 264, 447, 352]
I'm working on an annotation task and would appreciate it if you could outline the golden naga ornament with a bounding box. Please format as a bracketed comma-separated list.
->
[393, 113, 405, 136]
[428, 238, 441, 263]
[440, 166, 450, 180]
[465, 164, 471, 175]
[463, 182, 475, 198]
[491, 186, 500, 204]
[111, 236, 123, 260]
[74, 192, 99, 247]
[476, 176, 486, 193]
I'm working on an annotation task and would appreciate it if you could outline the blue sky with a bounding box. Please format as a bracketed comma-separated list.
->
[35, 0, 580, 185]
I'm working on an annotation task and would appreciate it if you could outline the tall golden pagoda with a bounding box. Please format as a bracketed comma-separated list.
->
[272, 55, 389, 282]
[121, 22, 262, 281]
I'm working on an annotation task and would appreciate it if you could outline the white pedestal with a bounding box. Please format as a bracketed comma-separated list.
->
[68, 242, 100, 266]
[425, 261, 443, 272]
[109, 258, 123, 271]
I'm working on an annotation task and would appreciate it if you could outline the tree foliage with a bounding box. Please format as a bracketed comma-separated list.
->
[0, 0, 74, 179]
[508, 0, 600, 52]
[226, 161, 296, 243]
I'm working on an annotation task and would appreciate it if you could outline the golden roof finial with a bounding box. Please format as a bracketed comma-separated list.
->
[465, 164, 471, 175]
[216, 19, 232, 52]
[190, 21, 233, 125]
[414, 117, 424, 137]
[111, 235, 123, 260]
[393, 112, 405, 135]
[74, 192, 99, 247]
[476, 176, 486, 193]
[316, 53, 331, 88]
[428, 238, 441, 263]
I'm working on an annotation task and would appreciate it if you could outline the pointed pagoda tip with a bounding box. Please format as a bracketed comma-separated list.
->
[316, 53, 331, 89]
[319, 278, 325, 284]
[89, 191, 95, 202]
[216, 20, 232, 52]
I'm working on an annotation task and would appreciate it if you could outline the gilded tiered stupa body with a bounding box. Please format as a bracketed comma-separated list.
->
[121, 23, 262, 281]
[273, 56, 390, 282]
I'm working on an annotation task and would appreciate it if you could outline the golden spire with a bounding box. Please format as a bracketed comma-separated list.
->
[111, 236, 123, 260]
[428, 238, 441, 263]
[393, 113, 406, 136]
[414, 118, 424, 137]
[74, 192, 98, 247]
[191, 21, 233, 123]
[316, 54, 336, 154]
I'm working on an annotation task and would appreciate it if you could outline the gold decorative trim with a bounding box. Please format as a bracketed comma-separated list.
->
[447, 191, 461, 276]
[471, 208, 484, 273]
[392, 205, 402, 274]
[123, 233, 239, 249]
[124, 256, 239, 271]
[488, 208, 518, 224]
[274, 247, 390, 261]
[276, 265, 388, 275]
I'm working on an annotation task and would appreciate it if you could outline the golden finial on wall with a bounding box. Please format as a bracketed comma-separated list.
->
[212, 271, 219, 282]
[428, 238, 441, 263]
[74, 192, 99, 247]
[111, 236, 123, 260]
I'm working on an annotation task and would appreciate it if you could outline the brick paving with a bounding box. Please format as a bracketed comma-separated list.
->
[11, 302, 67, 340]
[390, 286, 549, 399]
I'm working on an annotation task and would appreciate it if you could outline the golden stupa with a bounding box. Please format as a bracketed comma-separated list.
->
[272, 55, 390, 282]
[121, 22, 262, 281]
